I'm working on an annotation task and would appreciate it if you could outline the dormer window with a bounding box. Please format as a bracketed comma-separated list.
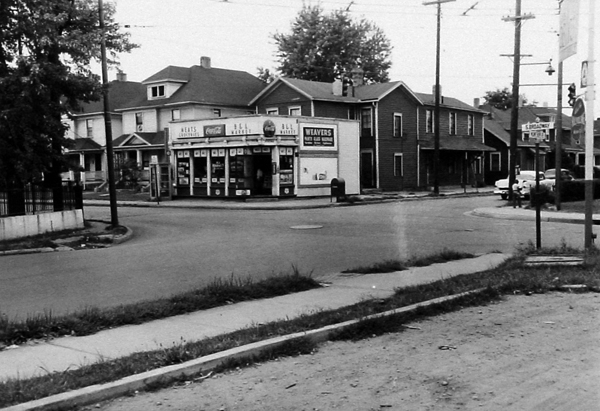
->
[151, 85, 165, 98]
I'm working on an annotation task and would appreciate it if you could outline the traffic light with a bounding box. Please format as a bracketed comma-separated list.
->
[567, 83, 576, 107]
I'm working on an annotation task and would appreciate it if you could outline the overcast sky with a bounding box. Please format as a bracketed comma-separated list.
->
[107, 0, 599, 117]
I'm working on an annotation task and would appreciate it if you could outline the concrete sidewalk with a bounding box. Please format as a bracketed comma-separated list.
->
[0, 254, 509, 403]
[472, 206, 600, 225]
[82, 185, 496, 210]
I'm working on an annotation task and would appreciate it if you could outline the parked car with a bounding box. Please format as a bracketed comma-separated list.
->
[566, 165, 600, 180]
[542, 168, 575, 191]
[494, 170, 545, 200]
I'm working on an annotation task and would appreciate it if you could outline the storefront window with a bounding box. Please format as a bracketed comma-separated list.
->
[280, 155, 293, 171]
[193, 156, 207, 184]
[211, 158, 225, 184]
[177, 156, 190, 186]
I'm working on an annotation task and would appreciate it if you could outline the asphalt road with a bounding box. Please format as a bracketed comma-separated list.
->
[0, 196, 586, 320]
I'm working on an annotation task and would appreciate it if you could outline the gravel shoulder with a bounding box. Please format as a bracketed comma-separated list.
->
[93, 292, 600, 411]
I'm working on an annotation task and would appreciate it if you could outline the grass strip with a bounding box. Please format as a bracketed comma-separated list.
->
[0, 249, 477, 346]
[342, 249, 475, 273]
[0, 269, 319, 346]
[1, 249, 599, 408]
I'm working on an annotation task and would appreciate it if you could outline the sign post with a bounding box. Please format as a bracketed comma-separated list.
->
[523, 120, 552, 249]
[583, 0, 596, 248]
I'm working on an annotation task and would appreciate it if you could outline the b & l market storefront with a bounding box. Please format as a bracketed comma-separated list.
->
[169, 115, 359, 198]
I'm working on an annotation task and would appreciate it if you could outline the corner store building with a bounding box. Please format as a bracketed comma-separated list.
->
[170, 115, 359, 198]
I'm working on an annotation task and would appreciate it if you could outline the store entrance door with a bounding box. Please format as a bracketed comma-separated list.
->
[253, 154, 272, 195]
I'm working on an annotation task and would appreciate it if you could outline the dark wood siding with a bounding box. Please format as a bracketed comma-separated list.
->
[255, 83, 312, 115]
[377, 89, 419, 190]
[313, 101, 350, 119]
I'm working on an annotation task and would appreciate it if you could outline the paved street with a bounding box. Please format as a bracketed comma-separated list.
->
[0, 196, 586, 320]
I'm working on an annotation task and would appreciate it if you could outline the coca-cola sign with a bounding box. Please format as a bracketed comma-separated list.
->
[204, 124, 226, 137]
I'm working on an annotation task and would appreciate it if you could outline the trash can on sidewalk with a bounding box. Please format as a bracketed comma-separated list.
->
[330, 178, 346, 202]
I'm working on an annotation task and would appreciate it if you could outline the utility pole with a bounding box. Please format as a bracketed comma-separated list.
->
[583, 0, 596, 248]
[555, 60, 563, 210]
[423, 0, 455, 195]
[99, 0, 119, 227]
[503, 0, 535, 202]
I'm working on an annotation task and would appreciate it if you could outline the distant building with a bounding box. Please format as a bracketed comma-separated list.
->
[480, 104, 600, 184]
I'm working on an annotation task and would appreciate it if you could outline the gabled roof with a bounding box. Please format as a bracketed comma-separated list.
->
[122, 65, 266, 110]
[72, 81, 146, 116]
[113, 131, 165, 148]
[414, 93, 485, 114]
[250, 77, 478, 112]
[483, 117, 533, 147]
[142, 66, 190, 84]
[480, 104, 572, 131]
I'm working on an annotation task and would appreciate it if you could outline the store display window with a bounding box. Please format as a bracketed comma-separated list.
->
[176, 151, 190, 185]
[279, 147, 294, 185]
[193, 152, 207, 185]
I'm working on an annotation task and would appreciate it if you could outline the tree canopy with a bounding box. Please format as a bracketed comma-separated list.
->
[270, 5, 392, 84]
[0, 0, 136, 188]
[483, 87, 528, 110]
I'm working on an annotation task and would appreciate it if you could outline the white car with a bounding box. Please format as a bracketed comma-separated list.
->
[494, 170, 545, 200]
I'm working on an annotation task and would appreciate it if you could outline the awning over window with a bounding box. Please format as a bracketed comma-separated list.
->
[419, 136, 496, 152]
[67, 138, 103, 152]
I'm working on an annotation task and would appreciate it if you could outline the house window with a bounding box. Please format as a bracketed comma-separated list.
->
[213, 108, 222, 117]
[426, 109, 434, 133]
[151, 85, 165, 98]
[135, 113, 143, 132]
[467, 114, 474, 136]
[171, 109, 181, 121]
[86, 119, 93, 138]
[394, 153, 403, 177]
[490, 153, 501, 171]
[393, 113, 403, 137]
[449, 112, 457, 135]
[361, 107, 372, 137]
[289, 107, 301, 116]
[266, 108, 279, 115]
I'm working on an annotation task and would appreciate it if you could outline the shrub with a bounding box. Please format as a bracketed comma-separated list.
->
[560, 180, 600, 202]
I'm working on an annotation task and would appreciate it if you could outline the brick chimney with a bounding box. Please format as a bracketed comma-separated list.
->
[116, 70, 127, 82]
[351, 67, 364, 87]
[200, 56, 211, 68]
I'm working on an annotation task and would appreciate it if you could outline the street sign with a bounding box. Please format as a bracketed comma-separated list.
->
[572, 97, 586, 142]
[529, 130, 546, 141]
[522, 121, 554, 131]
[581, 61, 589, 87]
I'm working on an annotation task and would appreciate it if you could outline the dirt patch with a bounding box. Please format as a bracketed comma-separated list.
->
[0, 221, 123, 252]
[95, 292, 600, 411]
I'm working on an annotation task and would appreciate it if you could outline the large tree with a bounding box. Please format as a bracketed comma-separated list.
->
[0, 0, 136, 189]
[483, 87, 528, 110]
[271, 5, 392, 84]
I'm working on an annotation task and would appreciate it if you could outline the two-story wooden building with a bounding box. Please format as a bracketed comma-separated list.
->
[65, 57, 266, 187]
[250, 76, 493, 191]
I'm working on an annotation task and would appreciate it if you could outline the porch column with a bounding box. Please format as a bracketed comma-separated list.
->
[79, 153, 86, 187]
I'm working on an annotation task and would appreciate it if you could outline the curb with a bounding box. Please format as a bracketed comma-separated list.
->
[112, 226, 134, 244]
[471, 209, 598, 225]
[2, 288, 486, 411]
[0, 226, 134, 257]
[83, 191, 495, 211]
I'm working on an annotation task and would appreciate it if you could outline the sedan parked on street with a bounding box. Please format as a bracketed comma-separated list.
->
[494, 170, 545, 200]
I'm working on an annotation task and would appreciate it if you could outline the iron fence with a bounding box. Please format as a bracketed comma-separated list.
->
[0, 182, 83, 218]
